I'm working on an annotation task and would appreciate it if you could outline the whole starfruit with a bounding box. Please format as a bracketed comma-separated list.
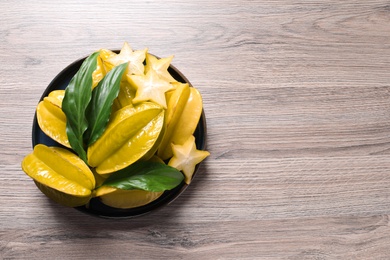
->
[36, 91, 70, 148]
[22, 144, 95, 207]
[157, 82, 203, 160]
[87, 102, 164, 175]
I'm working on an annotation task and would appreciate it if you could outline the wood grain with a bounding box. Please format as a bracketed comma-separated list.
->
[1, 0, 390, 259]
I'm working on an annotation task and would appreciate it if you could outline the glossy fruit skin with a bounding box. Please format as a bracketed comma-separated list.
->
[118, 81, 136, 108]
[157, 82, 190, 160]
[87, 102, 164, 175]
[98, 188, 163, 209]
[45, 90, 65, 108]
[99, 48, 117, 73]
[36, 97, 70, 148]
[170, 87, 203, 145]
[92, 156, 166, 209]
[35, 181, 92, 207]
[92, 54, 106, 89]
[158, 83, 203, 160]
[21, 144, 95, 207]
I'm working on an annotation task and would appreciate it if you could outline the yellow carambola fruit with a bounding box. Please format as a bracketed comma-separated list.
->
[96, 188, 163, 209]
[157, 82, 190, 160]
[44, 90, 65, 108]
[87, 102, 164, 175]
[141, 122, 165, 161]
[21, 144, 95, 207]
[111, 81, 135, 113]
[171, 87, 203, 145]
[157, 83, 203, 160]
[34, 181, 92, 207]
[92, 54, 106, 89]
[115, 80, 136, 109]
[168, 135, 210, 184]
[92, 155, 165, 209]
[36, 96, 70, 148]
[99, 48, 117, 73]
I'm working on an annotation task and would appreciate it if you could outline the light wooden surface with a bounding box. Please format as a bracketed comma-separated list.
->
[1, 0, 390, 259]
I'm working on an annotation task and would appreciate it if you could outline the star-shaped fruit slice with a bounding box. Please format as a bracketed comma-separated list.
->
[168, 135, 210, 184]
[145, 53, 177, 83]
[106, 41, 147, 75]
[127, 69, 174, 109]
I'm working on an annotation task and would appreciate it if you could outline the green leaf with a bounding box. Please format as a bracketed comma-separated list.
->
[62, 51, 100, 163]
[102, 161, 184, 192]
[85, 62, 128, 146]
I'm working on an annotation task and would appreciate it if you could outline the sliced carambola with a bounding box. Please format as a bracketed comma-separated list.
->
[168, 135, 210, 184]
[127, 69, 174, 109]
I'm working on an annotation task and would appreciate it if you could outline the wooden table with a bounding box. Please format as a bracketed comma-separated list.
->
[1, 1, 390, 259]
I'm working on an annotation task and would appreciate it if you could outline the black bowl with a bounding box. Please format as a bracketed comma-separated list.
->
[32, 51, 207, 218]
